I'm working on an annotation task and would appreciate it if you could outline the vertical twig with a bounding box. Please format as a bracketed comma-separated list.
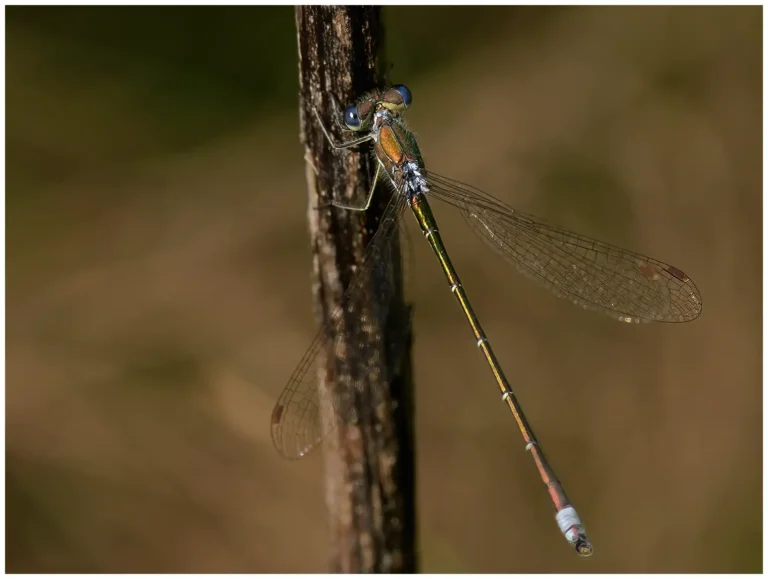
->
[295, 6, 417, 573]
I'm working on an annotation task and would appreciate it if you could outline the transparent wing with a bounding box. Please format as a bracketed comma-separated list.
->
[271, 195, 410, 459]
[426, 171, 702, 323]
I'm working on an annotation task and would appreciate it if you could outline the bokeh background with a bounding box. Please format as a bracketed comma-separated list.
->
[6, 5, 761, 573]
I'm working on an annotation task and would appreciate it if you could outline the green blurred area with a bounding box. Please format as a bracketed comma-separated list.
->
[6, 6, 762, 573]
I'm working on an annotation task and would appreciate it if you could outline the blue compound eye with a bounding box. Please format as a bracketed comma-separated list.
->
[392, 85, 412, 108]
[344, 105, 362, 129]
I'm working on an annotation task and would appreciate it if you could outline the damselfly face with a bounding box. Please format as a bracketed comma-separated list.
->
[343, 84, 412, 131]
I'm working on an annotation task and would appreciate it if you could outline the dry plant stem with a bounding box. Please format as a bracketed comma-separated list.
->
[295, 6, 417, 573]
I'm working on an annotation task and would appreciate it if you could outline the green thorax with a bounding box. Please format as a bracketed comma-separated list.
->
[372, 115, 426, 188]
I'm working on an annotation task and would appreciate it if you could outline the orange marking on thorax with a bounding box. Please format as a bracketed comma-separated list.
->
[378, 125, 406, 165]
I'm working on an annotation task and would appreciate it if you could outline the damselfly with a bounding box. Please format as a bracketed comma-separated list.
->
[271, 85, 702, 556]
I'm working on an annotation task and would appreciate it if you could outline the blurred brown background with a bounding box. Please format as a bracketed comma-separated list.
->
[6, 5, 761, 573]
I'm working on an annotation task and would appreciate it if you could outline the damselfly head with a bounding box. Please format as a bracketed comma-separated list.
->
[343, 85, 413, 132]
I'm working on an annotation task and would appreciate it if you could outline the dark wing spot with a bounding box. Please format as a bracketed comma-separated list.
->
[665, 265, 690, 282]
[272, 404, 284, 425]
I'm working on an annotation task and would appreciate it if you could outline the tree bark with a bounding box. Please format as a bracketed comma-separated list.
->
[295, 6, 417, 573]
